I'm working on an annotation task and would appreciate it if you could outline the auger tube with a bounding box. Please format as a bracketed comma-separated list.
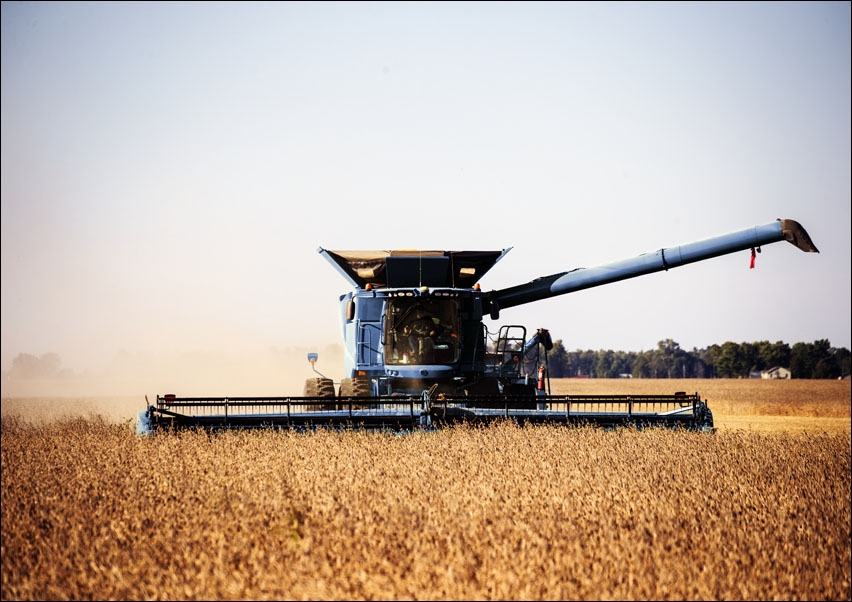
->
[486, 219, 818, 313]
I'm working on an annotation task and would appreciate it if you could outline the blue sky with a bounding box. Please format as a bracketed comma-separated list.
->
[2, 1, 850, 384]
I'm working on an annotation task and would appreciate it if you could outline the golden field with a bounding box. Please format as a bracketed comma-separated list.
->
[547, 378, 852, 433]
[1, 379, 850, 601]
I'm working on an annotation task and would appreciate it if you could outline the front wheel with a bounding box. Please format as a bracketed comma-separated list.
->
[303, 377, 336, 398]
[339, 377, 371, 397]
[339, 376, 372, 410]
[502, 383, 537, 410]
[303, 377, 337, 411]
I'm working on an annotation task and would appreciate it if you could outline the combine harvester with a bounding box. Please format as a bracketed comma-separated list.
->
[138, 219, 818, 434]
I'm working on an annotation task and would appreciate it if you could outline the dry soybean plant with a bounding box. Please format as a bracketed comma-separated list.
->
[1, 415, 850, 601]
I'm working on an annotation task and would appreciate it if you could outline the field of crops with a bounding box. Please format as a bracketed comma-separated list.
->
[2, 379, 850, 600]
[548, 378, 852, 433]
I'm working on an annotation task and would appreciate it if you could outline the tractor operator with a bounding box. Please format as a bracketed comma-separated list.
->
[401, 305, 446, 362]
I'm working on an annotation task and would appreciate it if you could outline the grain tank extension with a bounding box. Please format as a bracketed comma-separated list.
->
[140, 219, 818, 434]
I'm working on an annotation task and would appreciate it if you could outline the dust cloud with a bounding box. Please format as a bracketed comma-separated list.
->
[1, 345, 344, 424]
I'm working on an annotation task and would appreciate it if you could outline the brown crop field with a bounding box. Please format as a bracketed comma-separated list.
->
[548, 378, 852, 433]
[2, 379, 850, 600]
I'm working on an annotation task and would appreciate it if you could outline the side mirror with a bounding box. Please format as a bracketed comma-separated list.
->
[489, 300, 500, 321]
[346, 299, 356, 321]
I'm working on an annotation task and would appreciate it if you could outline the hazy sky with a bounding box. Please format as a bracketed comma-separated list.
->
[2, 1, 850, 381]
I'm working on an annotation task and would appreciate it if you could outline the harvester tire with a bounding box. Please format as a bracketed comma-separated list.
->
[339, 377, 371, 397]
[502, 383, 538, 410]
[303, 377, 336, 398]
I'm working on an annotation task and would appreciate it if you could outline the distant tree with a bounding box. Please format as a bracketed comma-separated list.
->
[810, 339, 837, 379]
[613, 350, 637, 377]
[671, 353, 690, 378]
[739, 341, 760, 374]
[566, 349, 596, 377]
[581, 350, 598, 377]
[835, 347, 851, 378]
[715, 342, 743, 378]
[657, 339, 676, 378]
[696, 345, 719, 378]
[547, 340, 569, 377]
[595, 349, 616, 378]
[10, 353, 62, 379]
[790, 341, 821, 378]
[564, 348, 581, 377]
[756, 340, 791, 370]
[632, 352, 651, 378]
[644, 339, 680, 378]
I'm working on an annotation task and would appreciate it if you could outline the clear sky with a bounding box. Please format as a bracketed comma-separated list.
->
[2, 1, 850, 389]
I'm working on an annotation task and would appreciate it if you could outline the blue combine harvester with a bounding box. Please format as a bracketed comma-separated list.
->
[139, 219, 817, 434]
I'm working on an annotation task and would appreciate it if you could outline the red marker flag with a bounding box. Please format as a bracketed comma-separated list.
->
[749, 247, 756, 269]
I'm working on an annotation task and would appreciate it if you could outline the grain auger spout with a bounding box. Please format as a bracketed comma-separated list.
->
[140, 218, 818, 434]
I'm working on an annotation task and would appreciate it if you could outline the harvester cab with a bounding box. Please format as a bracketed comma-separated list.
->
[312, 248, 556, 404]
[140, 218, 818, 434]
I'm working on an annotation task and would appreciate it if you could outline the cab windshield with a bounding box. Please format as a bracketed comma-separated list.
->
[385, 298, 459, 365]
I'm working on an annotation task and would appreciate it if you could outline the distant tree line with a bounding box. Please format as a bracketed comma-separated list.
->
[5, 339, 851, 382]
[4, 352, 66, 380]
[542, 338, 850, 379]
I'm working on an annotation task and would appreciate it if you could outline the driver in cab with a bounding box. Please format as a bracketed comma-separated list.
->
[401, 305, 443, 362]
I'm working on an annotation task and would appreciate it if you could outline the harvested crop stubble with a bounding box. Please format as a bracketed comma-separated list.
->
[1, 416, 849, 601]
